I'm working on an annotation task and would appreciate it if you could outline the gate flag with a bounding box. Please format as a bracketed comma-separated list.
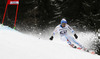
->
[7, 0, 19, 5]
[2, 0, 19, 29]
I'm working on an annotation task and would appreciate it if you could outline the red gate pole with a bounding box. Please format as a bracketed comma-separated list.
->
[2, 3, 8, 25]
[14, 5, 19, 29]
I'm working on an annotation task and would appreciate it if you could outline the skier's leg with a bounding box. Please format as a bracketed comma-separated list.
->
[72, 38, 83, 48]
[73, 40, 83, 48]
[64, 36, 77, 48]
[67, 35, 83, 48]
[64, 36, 71, 45]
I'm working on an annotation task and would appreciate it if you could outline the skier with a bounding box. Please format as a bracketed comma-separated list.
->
[97, 29, 100, 39]
[49, 18, 84, 49]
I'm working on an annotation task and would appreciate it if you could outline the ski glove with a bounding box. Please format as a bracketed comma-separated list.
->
[50, 36, 54, 40]
[74, 34, 78, 39]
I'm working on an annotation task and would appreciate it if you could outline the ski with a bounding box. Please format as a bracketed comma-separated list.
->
[70, 44, 95, 54]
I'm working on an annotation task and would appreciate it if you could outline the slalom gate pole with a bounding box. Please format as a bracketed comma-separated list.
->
[2, 3, 8, 25]
[14, 5, 19, 29]
[1, 0, 19, 29]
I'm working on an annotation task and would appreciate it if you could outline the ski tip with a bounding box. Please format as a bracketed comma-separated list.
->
[90, 52, 95, 54]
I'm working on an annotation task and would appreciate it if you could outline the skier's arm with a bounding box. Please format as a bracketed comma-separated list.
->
[67, 25, 75, 34]
[50, 27, 58, 40]
[52, 27, 58, 36]
[67, 25, 78, 39]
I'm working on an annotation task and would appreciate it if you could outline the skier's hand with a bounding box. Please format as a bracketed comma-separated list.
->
[49, 36, 53, 40]
[74, 34, 78, 39]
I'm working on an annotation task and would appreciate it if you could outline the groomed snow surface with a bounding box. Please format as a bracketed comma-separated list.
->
[0, 25, 100, 59]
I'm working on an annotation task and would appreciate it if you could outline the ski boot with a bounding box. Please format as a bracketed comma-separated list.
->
[69, 44, 77, 48]
[77, 47, 82, 50]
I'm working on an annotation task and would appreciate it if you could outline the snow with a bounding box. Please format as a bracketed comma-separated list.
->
[0, 24, 100, 59]
[98, 33, 100, 36]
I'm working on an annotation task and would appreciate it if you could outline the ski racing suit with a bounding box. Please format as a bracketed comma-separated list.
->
[52, 24, 83, 48]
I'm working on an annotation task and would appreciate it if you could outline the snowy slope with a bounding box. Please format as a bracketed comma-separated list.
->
[0, 25, 100, 59]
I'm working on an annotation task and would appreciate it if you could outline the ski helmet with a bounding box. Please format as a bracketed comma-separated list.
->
[61, 18, 67, 24]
